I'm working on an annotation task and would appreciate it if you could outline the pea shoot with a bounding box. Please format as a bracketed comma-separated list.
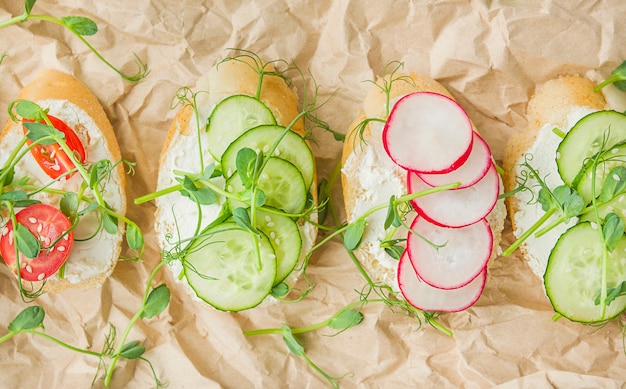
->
[0, 0, 149, 82]
[595, 60, 626, 92]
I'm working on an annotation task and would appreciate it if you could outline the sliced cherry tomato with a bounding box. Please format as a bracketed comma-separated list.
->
[23, 115, 86, 179]
[0, 204, 74, 282]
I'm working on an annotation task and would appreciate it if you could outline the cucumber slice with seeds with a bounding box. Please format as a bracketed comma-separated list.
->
[227, 157, 307, 215]
[207, 95, 277, 160]
[545, 222, 626, 323]
[222, 124, 315, 189]
[576, 142, 626, 203]
[557, 110, 626, 187]
[254, 207, 302, 285]
[183, 223, 277, 311]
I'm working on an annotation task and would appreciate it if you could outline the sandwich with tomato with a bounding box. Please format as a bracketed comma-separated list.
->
[0, 69, 132, 296]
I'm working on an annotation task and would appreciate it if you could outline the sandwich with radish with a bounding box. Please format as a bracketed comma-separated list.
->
[503, 65, 626, 323]
[140, 51, 318, 312]
[341, 64, 506, 313]
[0, 69, 140, 297]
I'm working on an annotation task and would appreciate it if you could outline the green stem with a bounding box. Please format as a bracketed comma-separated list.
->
[0, 331, 16, 344]
[103, 260, 166, 387]
[502, 208, 557, 256]
[27, 330, 103, 358]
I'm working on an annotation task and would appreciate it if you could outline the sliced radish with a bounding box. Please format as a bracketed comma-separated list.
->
[407, 215, 493, 289]
[398, 252, 486, 312]
[382, 92, 473, 174]
[417, 131, 493, 189]
[408, 162, 500, 228]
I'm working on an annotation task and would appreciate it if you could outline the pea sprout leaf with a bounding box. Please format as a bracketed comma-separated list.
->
[126, 224, 144, 251]
[602, 212, 624, 251]
[384, 244, 404, 260]
[233, 207, 258, 234]
[236, 147, 258, 188]
[271, 282, 290, 297]
[60, 192, 79, 221]
[119, 340, 146, 359]
[599, 166, 626, 202]
[24, 0, 36, 15]
[344, 219, 366, 251]
[13, 99, 47, 121]
[384, 195, 401, 229]
[15, 223, 40, 258]
[281, 324, 305, 356]
[23, 122, 61, 145]
[141, 284, 170, 319]
[8, 306, 45, 332]
[327, 309, 363, 330]
[61, 16, 98, 36]
[101, 209, 119, 234]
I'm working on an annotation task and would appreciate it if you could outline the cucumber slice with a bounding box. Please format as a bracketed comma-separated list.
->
[183, 223, 277, 311]
[557, 110, 626, 187]
[207, 95, 277, 160]
[580, 193, 626, 226]
[254, 207, 302, 284]
[227, 157, 307, 215]
[576, 142, 626, 202]
[221, 125, 315, 189]
[545, 222, 626, 323]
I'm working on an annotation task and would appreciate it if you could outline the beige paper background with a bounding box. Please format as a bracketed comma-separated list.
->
[1, 0, 626, 388]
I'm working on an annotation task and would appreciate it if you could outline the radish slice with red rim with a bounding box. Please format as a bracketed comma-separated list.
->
[408, 162, 500, 228]
[407, 215, 493, 289]
[417, 131, 493, 189]
[398, 252, 487, 312]
[383, 92, 473, 174]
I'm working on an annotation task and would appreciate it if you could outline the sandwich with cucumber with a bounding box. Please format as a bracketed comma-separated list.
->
[147, 53, 318, 312]
[341, 66, 506, 313]
[503, 69, 626, 323]
[0, 69, 133, 295]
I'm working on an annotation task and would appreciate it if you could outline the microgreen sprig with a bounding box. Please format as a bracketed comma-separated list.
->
[244, 304, 364, 389]
[0, 262, 170, 388]
[0, 0, 149, 82]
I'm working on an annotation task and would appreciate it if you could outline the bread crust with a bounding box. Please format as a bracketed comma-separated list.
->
[341, 72, 506, 287]
[0, 69, 126, 293]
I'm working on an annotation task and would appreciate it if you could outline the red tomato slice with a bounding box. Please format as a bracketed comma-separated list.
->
[23, 115, 87, 179]
[0, 204, 74, 282]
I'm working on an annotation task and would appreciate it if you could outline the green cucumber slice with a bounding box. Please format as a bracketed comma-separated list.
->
[254, 207, 302, 285]
[576, 142, 626, 202]
[207, 95, 277, 160]
[545, 222, 626, 323]
[183, 223, 277, 311]
[222, 125, 315, 189]
[557, 110, 626, 187]
[227, 157, 307, 215]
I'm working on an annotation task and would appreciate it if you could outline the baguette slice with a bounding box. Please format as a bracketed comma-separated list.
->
[0, 69, 127, 293]
[154, 56, 318, 308]
[342, 72, 506, 291]
[503, 75, 608, 279]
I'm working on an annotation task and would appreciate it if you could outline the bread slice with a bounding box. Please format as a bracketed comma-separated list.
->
[342, 72, 506, 289]
[0, 69, 126, 293]
[154, 56, 317, 305]
[503, 75, 608, 279]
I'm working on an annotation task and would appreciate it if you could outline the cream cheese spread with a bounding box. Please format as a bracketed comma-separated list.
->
[511, 106, 597, 279]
